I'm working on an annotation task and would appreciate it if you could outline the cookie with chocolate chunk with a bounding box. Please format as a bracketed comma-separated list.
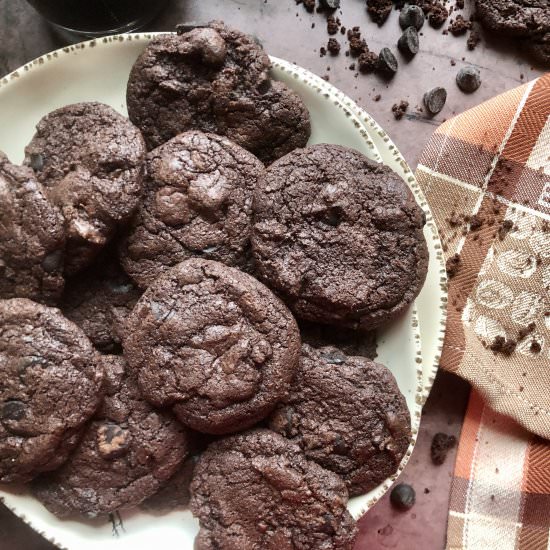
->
[0, 152, 66, 304]
[24, 102, 146, 274]
[269, 344, 411, 496]
[190, 429, 357, 550]
[119, 131, 264, 288]
[0, 299, 104, 483]
[252, 144, 428, 331]
[476, 0, 549, 38]
[123, 258, 301, 434]
[126, 22, 310, 163]
[32, 355, 190, 517]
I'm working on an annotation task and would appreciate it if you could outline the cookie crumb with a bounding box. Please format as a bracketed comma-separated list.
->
[498, 219, 514, 240]
[518, 322, 536, 341]
[392, 100, 409, 120]
[358, 50, 379, 72]
[366, 0, 393, 25]
[490, 335, 516, 356]
[445, 254, 461, 277]
[530, 341, 541, 353]
[431, 432, 457, 465]
[448, 15, 472, 35]
[327, 38, 341, 55]
[467, 29, 481, 50]
[374, 94, 382, 101]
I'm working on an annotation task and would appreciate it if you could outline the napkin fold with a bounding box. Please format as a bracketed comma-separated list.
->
[446, 391, 550, 550]
[416, 73, 550, 440]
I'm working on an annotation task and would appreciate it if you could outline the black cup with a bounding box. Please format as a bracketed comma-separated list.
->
[26, 0, 170, 39]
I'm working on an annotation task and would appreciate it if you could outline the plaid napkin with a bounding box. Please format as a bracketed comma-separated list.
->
[415, 74, 550, 549]
[416, 73, 550, 439]
[446, 391, 550, 550]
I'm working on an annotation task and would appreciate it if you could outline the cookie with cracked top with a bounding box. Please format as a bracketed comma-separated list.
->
[0, 152, 66, 304]
[32, 355, 190, 517]
[24, 102, 146, 274]
[123, 258, 301, 434]
[60, 254, 142, 352]
[252, 143, 428, 331]
[269, 343, 411, 496]
[190, 429, 357, 550]
[126, 21, 310, 163]
[119, 131, 264, 288]
[0, 298, 104, 484]
[475, 0, 550, 37]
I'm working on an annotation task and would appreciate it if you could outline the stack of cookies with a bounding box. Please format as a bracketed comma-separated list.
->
[0, 21, 429, 550]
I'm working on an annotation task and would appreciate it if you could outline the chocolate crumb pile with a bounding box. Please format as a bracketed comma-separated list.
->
[490, 335, 517, 357]
[392, 100, 409, 120]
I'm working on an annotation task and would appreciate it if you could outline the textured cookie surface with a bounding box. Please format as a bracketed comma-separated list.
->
[119, 131, 264, 288]
[476, 0, 550, 37]
[126, 22, 310, 163]
[0, 152, 66, 304]
[252, 144, 428, 330]
[32, 355, 189, 517]
[190, 429, 357, 550]
[269, 344, 411, 496]
[0, 299, 104, 483]
[60, 254, 142, 352]
[24, 102, 146, 274]
[124, 258, 301, 434]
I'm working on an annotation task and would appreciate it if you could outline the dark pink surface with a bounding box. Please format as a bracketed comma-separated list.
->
[0, 0, 545, 548]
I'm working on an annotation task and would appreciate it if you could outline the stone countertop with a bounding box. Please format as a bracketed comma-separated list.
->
[0, 1, 545, 548]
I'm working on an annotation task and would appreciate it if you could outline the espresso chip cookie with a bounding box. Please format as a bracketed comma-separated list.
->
[252, 144, 429, 331]
[126, 22, 310, 163]
[24, 102, 146, 274]
[476, 0, 550, 38]
[119, 131, 264, 288]
[190, 429, 357, 550]
[0, 152, 66, 304]
[124, 258, 301, 434]
[32, 355, 190, 517]
[269, 344, 411, 496]
[0, 299, 104, 484]
[60, 255, 142, 352]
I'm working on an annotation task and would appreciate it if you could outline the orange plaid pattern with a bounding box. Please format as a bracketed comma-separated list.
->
[415, 74, 550, 549]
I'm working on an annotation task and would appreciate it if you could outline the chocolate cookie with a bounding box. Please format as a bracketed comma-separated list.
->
[141, 455, 197, 513]
[0, 299, 104, 484]
[123, 258, 301, 434]
[32, 355, 190, 517]
[269, 344, 411, 496]
[252, 144, 429, 331]
[60, 255, 142, 352]
[24, 102, 146, 274]
[476, 0, 550, 38]
[126, 22, 311, 163]
[119, 131, 264, 288]
[0, 152, 66, 304]
[190, 429, 357, 550]
[525, 31, 550, 64]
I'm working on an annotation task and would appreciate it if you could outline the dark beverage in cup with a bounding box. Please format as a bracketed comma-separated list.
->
[26, 0, 169, 37]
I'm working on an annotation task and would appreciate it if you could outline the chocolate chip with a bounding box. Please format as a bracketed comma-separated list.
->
[390, 483, 416, 510]
[456, 66, 481, 93]
[398, 26, 420, 56]
[358, 51, 378, 73]
[320, 0, 340, 9]
[423, 87, 447, 115]
[377, 47, 398, 75]
[399, 5, 424, 30]
[41, 250, 63, 273]
[29, 152, 44, 171]
[1, 400, 27, 421]
[97, 423, 131, 459]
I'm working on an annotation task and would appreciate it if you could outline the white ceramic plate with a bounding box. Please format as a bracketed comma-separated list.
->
[0, 33, 444, 550]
